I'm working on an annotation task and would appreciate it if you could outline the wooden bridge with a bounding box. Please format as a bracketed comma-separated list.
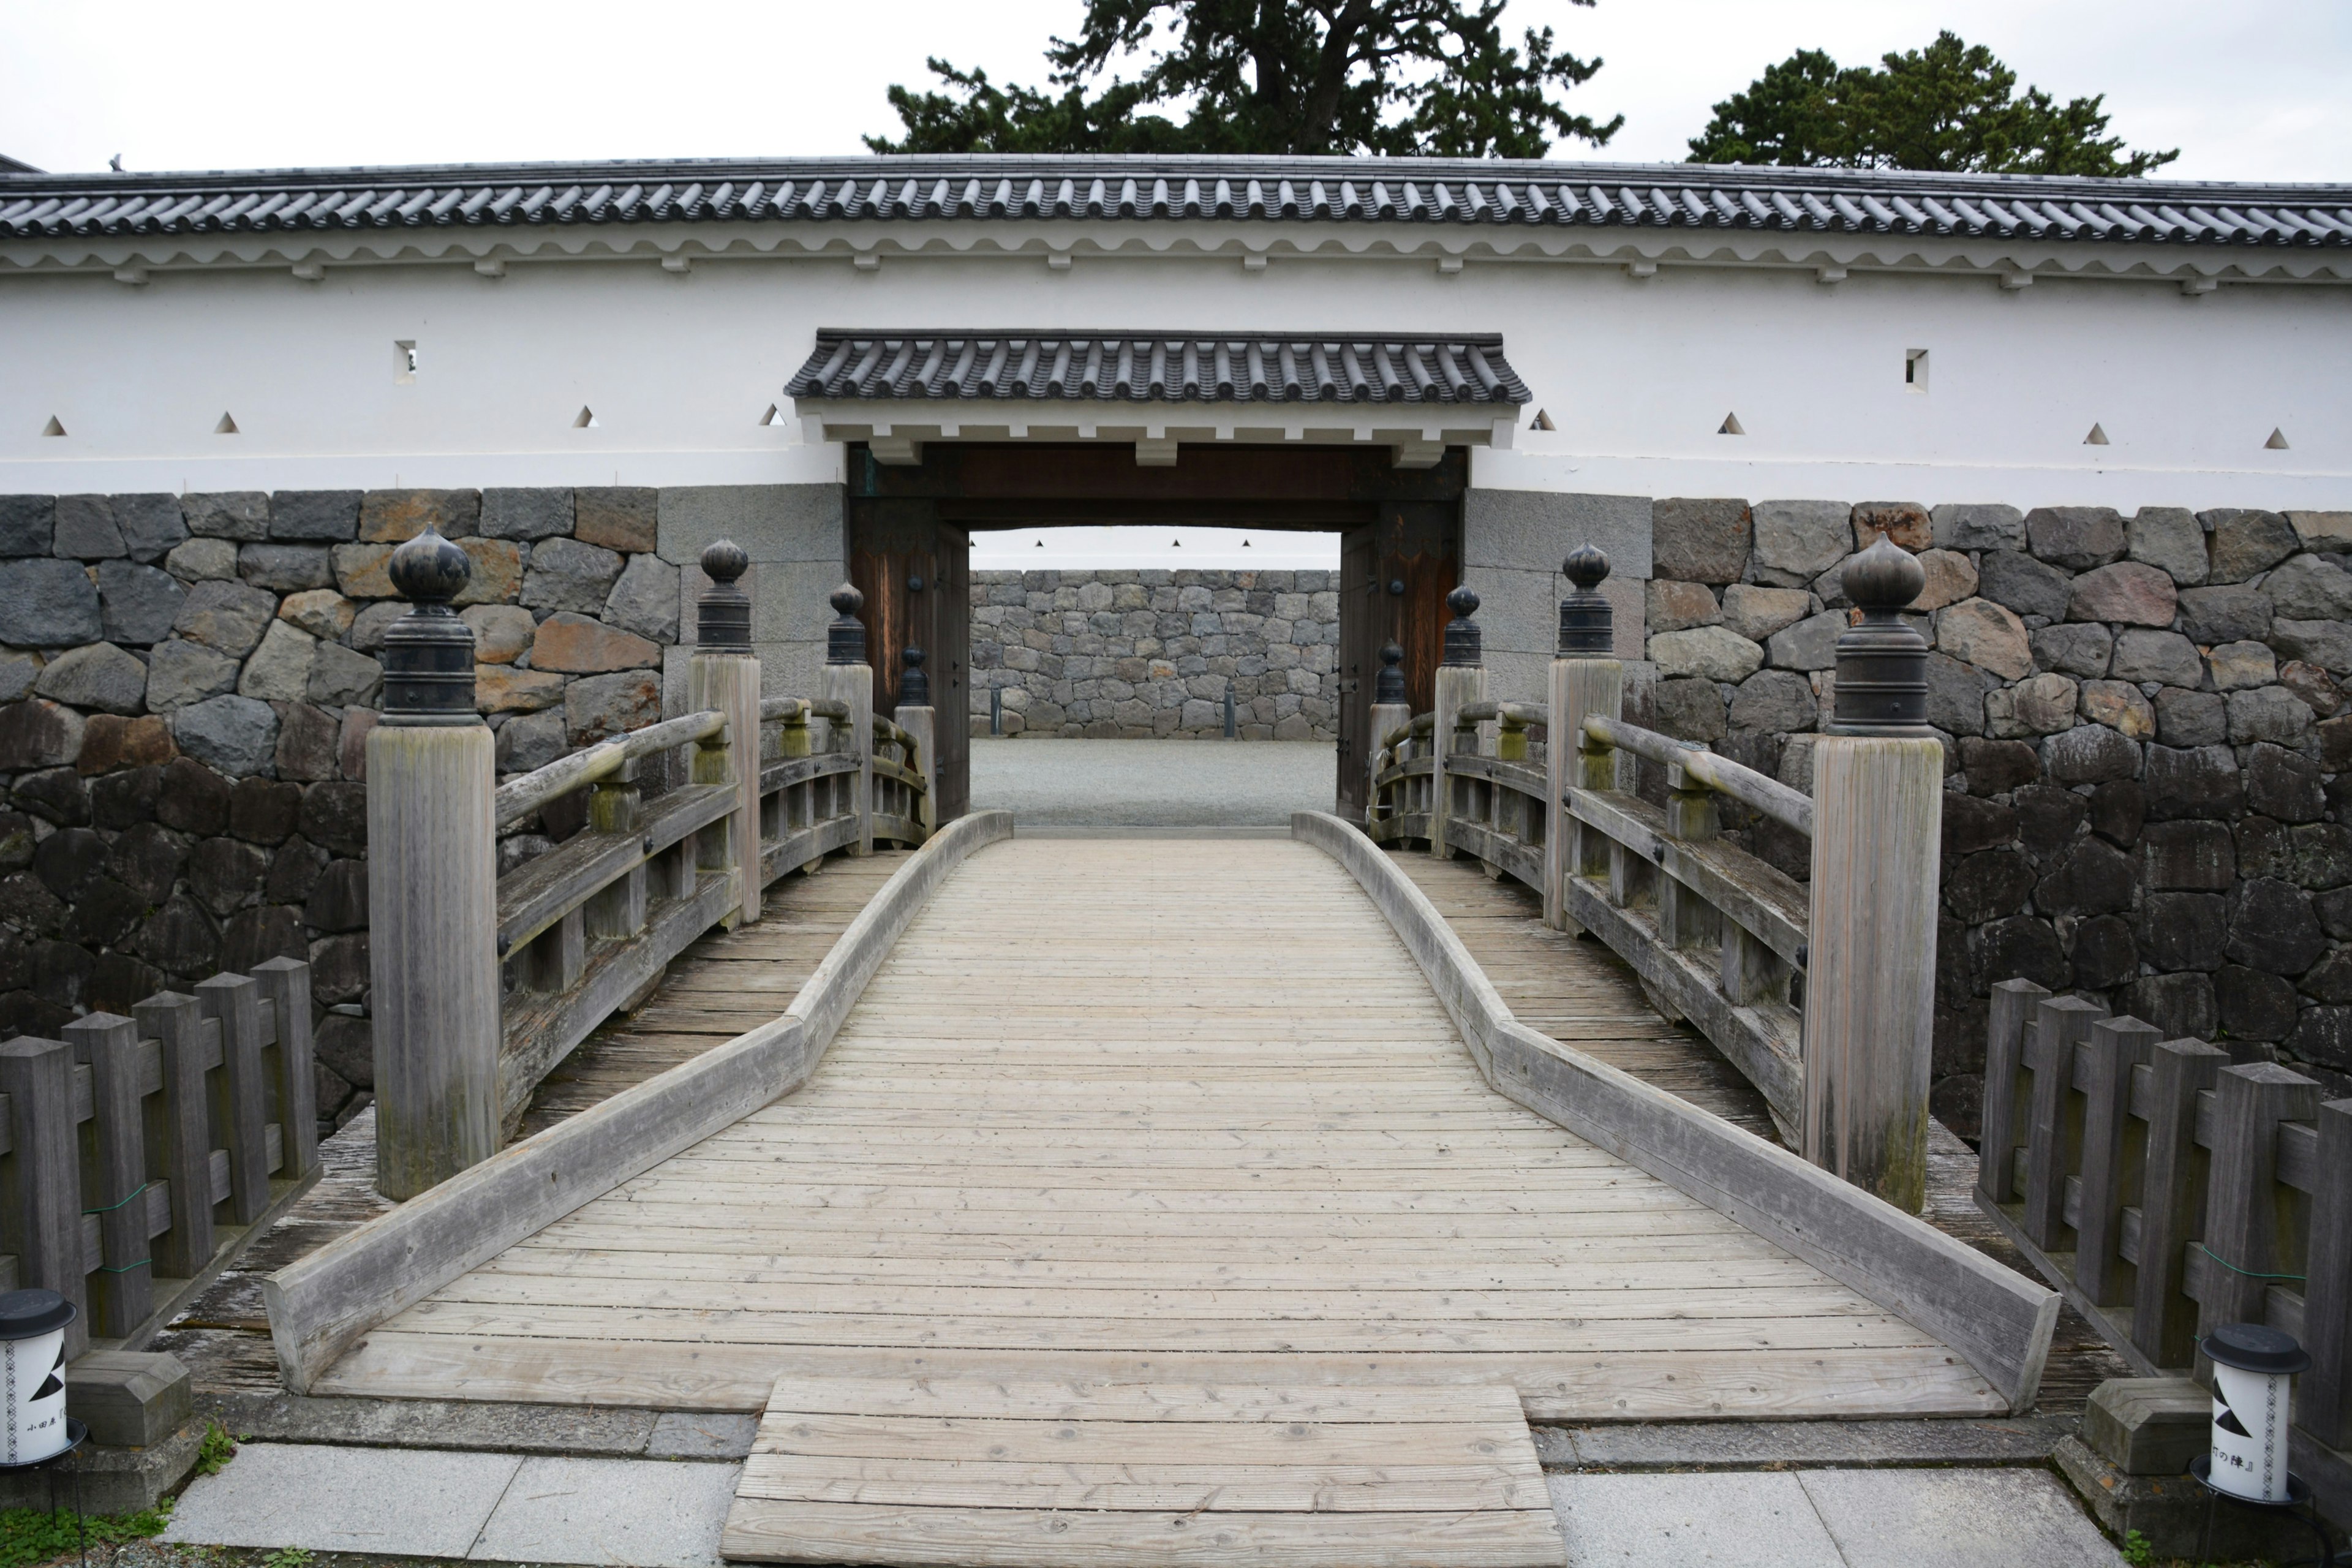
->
[19, 527, 2330, 1561]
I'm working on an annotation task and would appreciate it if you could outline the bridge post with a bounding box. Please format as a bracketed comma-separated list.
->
[1368, 641, 1410, 832]
[1803, 538, 1943, 1214]
[1430, 587, 1486, 862]
[824, 584, 876, 856]
[1547, 546, 1622, 933]
[898, 646, 937, 835]
[690, 541, 763, 927]
[367, 528, 500, 1200]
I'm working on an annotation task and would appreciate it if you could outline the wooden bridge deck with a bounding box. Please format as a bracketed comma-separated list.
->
[315, 838, 2002, 1428]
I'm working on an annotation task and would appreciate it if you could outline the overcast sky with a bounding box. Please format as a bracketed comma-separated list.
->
[2, 0, 2345, 182]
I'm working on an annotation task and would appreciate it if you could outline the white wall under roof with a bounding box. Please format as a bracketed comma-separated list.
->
[2, 243, 2344, 508]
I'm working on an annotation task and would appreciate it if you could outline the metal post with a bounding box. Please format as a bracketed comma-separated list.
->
[1548, 545, 1622, 933]
[368, 527, 499, 1199]
[690, 540, 763, 927]
[1803, 537, 1943, 1213]
[823, 583, 875, 856]
[1223, 685, 1236, 739]
[1430, 586, 1486, 861]
[990, 685, 1003, 736]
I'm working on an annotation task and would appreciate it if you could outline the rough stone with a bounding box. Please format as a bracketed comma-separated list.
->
[2143, 821, 2235, 891]
[52, 496, 129, 559]
[186, 837, 268, 916]
[0, 657, 36, 704]
[2152, 687, 2225, 748]
[2288, 511, 2352, 551]
[573, 487, 660, 554]
[1960, 737, 2040, 796]
[2175, 584, 2274, 646]
[2294, 823, 2352, 891]
[0, 559, 103, 647]
[454, 539, 524, 606]
[238, 544, 334, 592]
[1717, 584, 1809, 643]
[461, 605, 535, 665]
[2225, 879, 2327, 976]
[2261, 554, 2352, 621]
[2037, 839, 2136, 918]
[274, 703, 342, 781]
[1977, 551, 2075, 622]
[2144, 744, 2241, 820]
[278, 589, 356, 642]
[32, 827, 107, 901]
[1985, 671, 2076, 738]
[1941, 794, 2018, 855]
[2127, 507, 2208, 586]
[2218, 965, 2301, 1041]
[2202, 508, 2299, 583]
[481, 488, 575, 541]
[2129, 972, 2219, 1041]
[2280, 661, 2341, 718]
[220, 905, 306, 974]
[476, 666, 566, 713]
[298, 782, 368, 856]
[1946, 851, 2038, 922]
[2043, 723, 2140, 785]
[565, 669, 661, 744]
[315, 1012, 372, 1089]
[1912, 549, 1978, 611]
[0, 700, 86, 771]
[164, 537, 238, 582]
[2288, 1008, 2352, 1074]
[1936, 598, 2032, 679]
[2237, 816, 2294, 883]
[173, 579, 277, 658]
[602, 554, 680, 644]
[306, 859, 368, 933]
[358, 488, 480, 543]
[1647, 677, 1724, 744]
[181, 492, 268, 542]
[1644, 580, 1718, 634]
[337, 709, 375, 782]
[1649, 499, 1750, 584]
[1648, 626, 1761, 683]
[528, 613, 659, 674]
[1931, 503, 2025, 551]
[2029, 623, 2112, 679]
[2139, 893, 2228, 973]
[2321, 890, 2352, 941]
[1727, 669, 1813, 734]
[34, 643, 147, 715]
[2078, 680, 2155, 740]
[2245, 744, 2324, 825]
[154, 758, 230, 835]
[143, 638, 238, 712]
[494, 710, 568, 773]
[1978, 915, 2071, 991]
[2274, 618, 2352, 676]
[0, 496, 55, 557]
[328, 543, 394, 599]
[2226, 686, 2313, 746]
[105, 823, 184, 906]
[268, 491, 361, 543]
[519, 538, 624, 616]
[2207, 641, 2277, 692]
[2067, 562, 2176, 626]
[172, 695, 278, 778]
[88, 561, 185, 647]
[1751, 500, 1850, 587]
[236, 622, 317, 703]
[1850, 501, 1932, 552]
[2111, 630, 2204, 688]
[307, 643, 383, 708]
[2026, 507, 2127, 569]
[77, 715, 175, 775]
[2070, 914, 2138, 989]
[1765, 610, 1843, 672]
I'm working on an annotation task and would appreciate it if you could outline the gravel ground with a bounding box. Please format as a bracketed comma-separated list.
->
[970, 738, 1338, 826]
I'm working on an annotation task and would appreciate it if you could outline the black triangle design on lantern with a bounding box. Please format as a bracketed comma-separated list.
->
[2216, 1401, 2252, 1438]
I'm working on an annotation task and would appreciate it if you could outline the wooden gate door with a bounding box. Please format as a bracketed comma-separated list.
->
[849, 502, 971, 823]
[1335, 501, 1460, 814]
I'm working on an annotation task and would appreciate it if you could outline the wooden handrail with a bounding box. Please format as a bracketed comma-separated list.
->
[1583, 715, 1814, 837]
[494, 710, 726, 829]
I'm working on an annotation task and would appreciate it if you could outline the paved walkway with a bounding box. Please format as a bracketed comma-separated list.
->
[970, 737, 1335, 826]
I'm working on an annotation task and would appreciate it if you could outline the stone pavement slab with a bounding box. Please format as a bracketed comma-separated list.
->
[971, 736, 1335, 825]
[1547, 1472, 1847, 1566]
[162, 1443, 522, 1556]
[470, 1455, 741, 1567]
[1797, 1467, 2125, 1568]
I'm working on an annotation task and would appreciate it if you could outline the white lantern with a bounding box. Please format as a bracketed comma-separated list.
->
[2204, 1322, 2309, 1504]
[0, 1289, 74, 1468]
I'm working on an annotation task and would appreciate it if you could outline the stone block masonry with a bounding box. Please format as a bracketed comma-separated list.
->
[970, 570, 1340, 740]
[1637, 496, 2352, 1137]
[0, 486, 778, 1139]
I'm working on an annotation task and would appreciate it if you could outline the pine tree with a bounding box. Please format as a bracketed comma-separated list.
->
[868, 0, 1622, 159]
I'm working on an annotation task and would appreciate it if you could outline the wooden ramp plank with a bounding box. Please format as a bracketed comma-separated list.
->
[720, 1377, 1564, 1567]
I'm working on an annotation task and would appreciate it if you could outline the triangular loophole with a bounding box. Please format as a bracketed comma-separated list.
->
[214, 412, 239, 435]
[2266, 428, 2290, 450]
[1717, 412, 1744, 436]
[1531, 409, 1557, 432]
[573, 407, 598, 429]
[40, 416, 64, 437]
[2084, 423, 2109, 447]
[760, 404, 784, 426]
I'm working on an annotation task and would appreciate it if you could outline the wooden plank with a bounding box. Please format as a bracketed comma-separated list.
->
[2022, 996, 2107, 1251]
[64, 1014, 151, 1339]
[137, 992, 213, 1280]
[0, 1036, 86, 1357]
[197, 974, 270, 1225]
[2303, 1099, 2352, 1449]
[2195, 1063, 2321, 1343]
[2130, 1037, 2228, 1370]
[1977, 979, 2048, 1204]
[2073, 1017, 2160, 1308]
[251, 958, 320, 1183]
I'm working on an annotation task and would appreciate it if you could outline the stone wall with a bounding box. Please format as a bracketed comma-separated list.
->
[970, 570, 1340, 739]
[0, 486, 722, 1137]
[1635, 497, 2352, 1135]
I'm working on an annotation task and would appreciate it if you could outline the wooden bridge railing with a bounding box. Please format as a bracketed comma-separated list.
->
[365, 534, 932, 1199]
[1365, 540, 1946, 1213]
[1977, 982, 2352, 1487]
[0, 960, 318, 1360]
